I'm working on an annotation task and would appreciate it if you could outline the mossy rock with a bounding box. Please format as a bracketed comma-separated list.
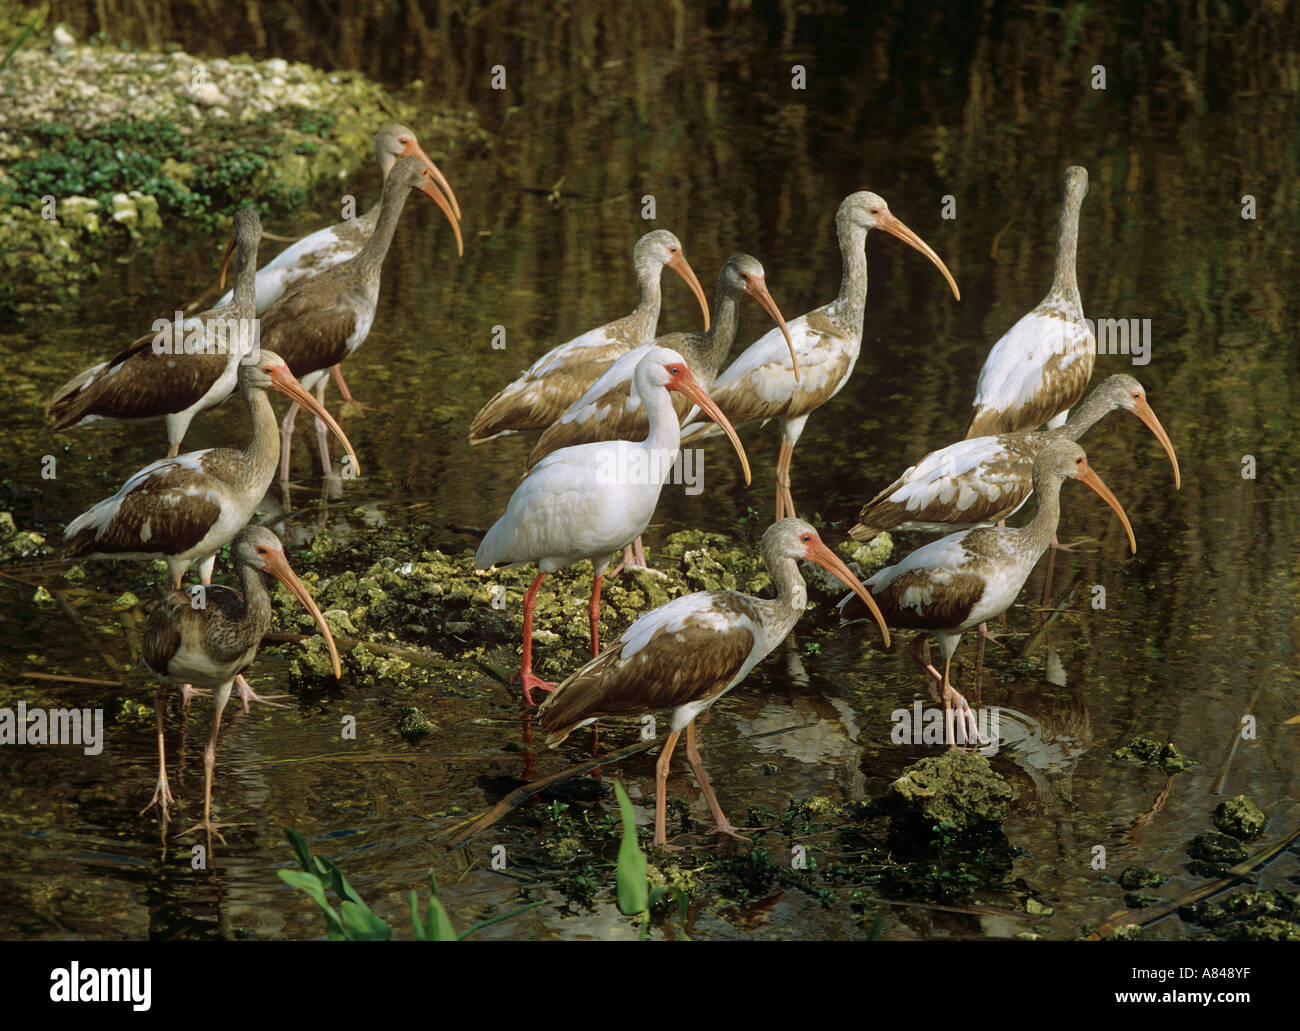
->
[883, 750, 1012, 835]
[1186, 831, 1248, 866]
[1109, 737, 1197, 772]
[1212, 796, 1267, 840]
[1118, 865, 1169, 890]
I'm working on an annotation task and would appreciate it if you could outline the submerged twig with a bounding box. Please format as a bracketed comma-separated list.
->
[21, 672, 122, 687]
[1211, 686, 1262, 795]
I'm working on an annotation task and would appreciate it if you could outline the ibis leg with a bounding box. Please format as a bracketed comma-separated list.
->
[512, 572, 556, 706]
[313, 379, 333, 477]
[654, 729, 683, 847]
[279, 402, 299, 482]
[587, 573, 604, 657]
[775, 441, 797, 520]
[684, 721, 746, 841]
[183, 680, 236, 844]
[140, 684, 176, 819]
[939, 654, 982, 748]
[331, 364, 367, 412]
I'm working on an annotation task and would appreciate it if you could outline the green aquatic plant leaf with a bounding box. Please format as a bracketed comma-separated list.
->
[614, 781, 649, 918]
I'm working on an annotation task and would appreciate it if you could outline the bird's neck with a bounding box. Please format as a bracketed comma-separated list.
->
[689, 288, 741, 383]
[230, 236, 260, 317]
[1051, 190, 1082, 303]
[1017, 469, 1065, 557]
[834, 219, 869, 332]
[239, 382, 282, 483]
[629, 260, 664, 329]
[231, 563, 275, 645]
[763, 553, 810, 639]
[353, 179, 411, 280]
[642, 383, 683, 456]
[1062, 387, 1111, 440]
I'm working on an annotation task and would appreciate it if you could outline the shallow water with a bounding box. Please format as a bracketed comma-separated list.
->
[3, 3, 1298, 940]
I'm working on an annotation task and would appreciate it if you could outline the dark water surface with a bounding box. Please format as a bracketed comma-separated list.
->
[2, 2, 1298, 939]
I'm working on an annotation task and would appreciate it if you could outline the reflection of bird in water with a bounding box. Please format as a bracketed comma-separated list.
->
[991, 679, 1092, 812]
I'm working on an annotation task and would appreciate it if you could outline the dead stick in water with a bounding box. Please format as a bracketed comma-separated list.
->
[1211, 686, 1262, 795]
[444, 736, 661, 849]
[21, 672, 122, 687]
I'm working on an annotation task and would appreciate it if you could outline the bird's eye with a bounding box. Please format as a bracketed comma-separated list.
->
[257, 546, 268, 554]
[802, 534, 811, 542]
[1075, 456, 1084, 465]
[669, 366, 680, 375]
[1132, 392, 1141, 399]
[869, 208, 880, 215]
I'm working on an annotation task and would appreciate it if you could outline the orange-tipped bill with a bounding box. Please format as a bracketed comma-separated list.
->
[805, 538, 891, 648]
[404, 138, 461, 222]
[668, 250, 711, 332]
[418, 169, 464, 257]
[1130, 396, 1180, 490]
[877, 212, 961, 302]
[1074, 461, 1137, 554]
[217, 232, 237, 292]
[744, 276, 800, 382]
[263, 549, 342, 678]
[670, 366, 752, 485]
[269, 365, 362, 478]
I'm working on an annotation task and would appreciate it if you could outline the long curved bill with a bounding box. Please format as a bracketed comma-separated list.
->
[668, 251, 711, 332]
[806, 539, 890, 647]
[263, 549, 342, 678]
[673, 368, 751, 485]
[404, 139, 462, 223]
[877, 212, 961, 302]
[418, 169, 464, 257]
[745, 276, 800, 382]
[217, 232, 237, 292]
[1131, 396, 1181, 490]
[1075, 461, 1136, 554]
[268, 365, 362, 478]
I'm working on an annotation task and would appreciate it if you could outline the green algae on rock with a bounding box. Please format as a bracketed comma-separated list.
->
[1117, 865, 1168, 890]
[1109, 737, 1198, 772]
[1212, 796, 1267, 840]
[883, 750, 1012, 835]
[1186, 831, 1249, 867]
[397, 707, 436, 742]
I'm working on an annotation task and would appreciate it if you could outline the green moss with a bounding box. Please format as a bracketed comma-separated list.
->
[1186, 831, 1248, 866]
[1213, 796, 1267, 840]
[396, 707, 435, 742]
[1118, 865, 1168, 890]
[884, 751, 1012, 835]
[1109, 737, 1198, 772]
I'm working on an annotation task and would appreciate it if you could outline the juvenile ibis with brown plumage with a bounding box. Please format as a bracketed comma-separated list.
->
[539, 517, 890, 847]
[850, 374, 1179, 541]
[680, 192, 960, 520]
[475, 348, 752, 705]
[141, 526, 341, 839]
[63, 350, 358, 590]
[964, 166, 1092, 438]
[46, 207, 263, 458]
[840, 439, 1136, 744]
[263, 155, 453, 480]
[469, 230, 711, 444]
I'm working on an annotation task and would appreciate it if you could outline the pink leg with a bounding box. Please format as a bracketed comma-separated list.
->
[685, 721, 746, 841]
[588, 573, 604, 658]
[313, 378, 332, 477]
[279, 402, 300, 482]
[140, 684, 176, 819]
[653, 729, 683, 847]
[775, 441, 797, 520]
[331, 365, 368, 412]
[182, 681, 244, 844]
[511, 572, 556, 706]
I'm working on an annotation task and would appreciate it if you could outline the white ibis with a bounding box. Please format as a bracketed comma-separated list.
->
[679, 192, 959, 520]
[839, 439, 1136, 744]
[475, 347, 752, 705]
[469, 230, 711, 444]
[63, 350, 359, 589]
[850, 374, 1180, 541]
[216, 123, 461, 313]
[260, 156, 447, 480]
[965, 166, 1092, 438]
[215, 124, 461, 412]
[526, 255, 796, 470]
[46, 207, 264, 458]
[140, 526, 341, 839]
[538, 517, 890, 847]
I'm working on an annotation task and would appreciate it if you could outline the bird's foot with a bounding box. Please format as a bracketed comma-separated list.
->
[512, 669, 557, 707]
[339, 397, 371, 418]
[233, 675, 291, 715]
[179, 684, 211, 711]
[709, 823, 751, 843]
[139, 777, 176, 819]
[978, 621, 1008, 644]
[1051, 535, 1098, 553]
[941, 683, 983, 748]
[180, 818, 248, 846]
